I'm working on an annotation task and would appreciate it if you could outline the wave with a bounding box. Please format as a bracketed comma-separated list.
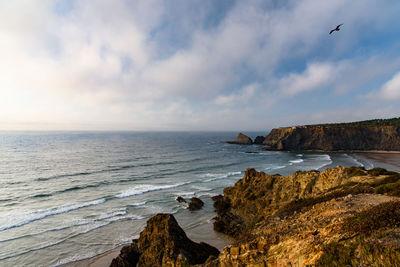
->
[289, 159, 304, 164]
[173, 191, 195, 197]
[0, 199, 105, 232]
[0, 220, 111, 261]
[35, 157, 207, 183]
[344, 154, 364, 167]
[265, 165, 286, 171]
[0, 208, 143, 244]
[297, 154, 303, 157]
[129, 201, 147, 207]
[116, 182, 187, 199]
[314, 154, 333, 170]
[203, 171, 242, 182]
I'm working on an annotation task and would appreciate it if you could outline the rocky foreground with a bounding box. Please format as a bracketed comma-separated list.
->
[112, 166, 400, 266]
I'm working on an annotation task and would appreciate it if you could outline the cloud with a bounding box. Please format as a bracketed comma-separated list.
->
[279, 63, 335, 96]
[215, 83, 259, 105]
[379, 72, 400, 100]
[1, 0, 400, 130]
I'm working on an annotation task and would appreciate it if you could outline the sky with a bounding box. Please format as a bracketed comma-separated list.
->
[1, 0, 400, 131]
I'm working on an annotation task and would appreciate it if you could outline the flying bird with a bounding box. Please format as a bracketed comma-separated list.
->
[329, 24, 343, 35]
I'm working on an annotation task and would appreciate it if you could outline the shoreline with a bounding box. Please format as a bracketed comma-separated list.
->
[262, 148, 400, 153]
[61, 245, 126, 267]
[60, 151, 400, 266]
[354, 152, 400, 172]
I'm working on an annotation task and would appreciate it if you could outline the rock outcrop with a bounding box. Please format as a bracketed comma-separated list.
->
[264, 124, 400, 151]
[176, 196, 187, 203]
[207, 166, 400, 266]
[253, 136, 265, 144]
[110, 214, 219, 267]
[188, 197, 204, 211]
[227, 133, 253, 145]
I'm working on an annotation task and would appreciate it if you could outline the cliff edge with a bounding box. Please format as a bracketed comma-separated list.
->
[264, 123, 400, 151]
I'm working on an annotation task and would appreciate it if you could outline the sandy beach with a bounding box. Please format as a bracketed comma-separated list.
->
[354, 152, 400, 172]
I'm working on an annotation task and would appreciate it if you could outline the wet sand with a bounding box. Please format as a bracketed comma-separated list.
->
[354, 152, 400, 172]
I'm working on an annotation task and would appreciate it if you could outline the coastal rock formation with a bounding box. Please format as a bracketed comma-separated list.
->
[208, 166, 400, 266]
[110, 214, 219, 267]
[264, 124, 400, 151]
[188, 197, 204, 211]
[176, 196, 187, 203]
[253, 136, 266, 144]
[227, 133, 253, 145]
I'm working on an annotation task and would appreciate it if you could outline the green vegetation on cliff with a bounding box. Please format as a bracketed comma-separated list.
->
[315, 117, 400, 127]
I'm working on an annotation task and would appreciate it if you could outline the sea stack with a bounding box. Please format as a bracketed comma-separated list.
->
[227, 133, 253, 145]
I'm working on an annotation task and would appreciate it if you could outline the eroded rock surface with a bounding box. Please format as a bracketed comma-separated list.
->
[208, 166, 400, 266]
[110, 214, 219, 267]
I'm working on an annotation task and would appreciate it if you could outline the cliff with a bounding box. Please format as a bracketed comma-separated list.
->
[263, 124, 400, 151]
[208, 166, 400, 266]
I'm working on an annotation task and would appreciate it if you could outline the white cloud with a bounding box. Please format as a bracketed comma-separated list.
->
[215, 83, 259, 106]
[0, 0, 400, 130]
[379, 72, 400, 100]
[279, 63, 335, 96]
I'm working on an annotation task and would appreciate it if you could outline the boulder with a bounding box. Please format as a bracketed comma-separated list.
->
[110, 214, 219, 267]
[227, 133, 253, 145]
[188, 197, 204, 211]
[176, 196, 187, 203]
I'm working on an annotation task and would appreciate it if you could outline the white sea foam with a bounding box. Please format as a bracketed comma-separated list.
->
[116, 183, 187, 199]
[96, 209, 127, 221]
[268, 165, 286, 170]
[173, 191, 195, 197]
[129, 201, 147, 207]
[0, 199, 106, 232]
[314, 154, 333, 170]
[345, 154, 364, 167]
[297, 154, 303, 157]
[289, 159, 304, 164]
[203, 171, 242, 182]
[190, 185, 212, 191]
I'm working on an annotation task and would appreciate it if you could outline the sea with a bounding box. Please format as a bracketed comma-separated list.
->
[0, 131, 393, 266]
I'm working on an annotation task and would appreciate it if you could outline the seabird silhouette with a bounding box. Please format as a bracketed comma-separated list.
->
[329, 24, 343, 35]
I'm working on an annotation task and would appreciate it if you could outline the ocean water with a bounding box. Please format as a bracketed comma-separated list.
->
[0, 132, 379, 266]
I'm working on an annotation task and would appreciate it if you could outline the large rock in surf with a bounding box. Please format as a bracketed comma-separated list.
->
[227, 133, 253, 145]
[188, 197, 204, 211]
[110, 214, 219, 267]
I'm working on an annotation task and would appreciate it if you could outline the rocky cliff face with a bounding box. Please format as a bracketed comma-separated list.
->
[263, 125, 400, 151]
[110, 214, 219, 267]
[208, 166, 400, 266]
